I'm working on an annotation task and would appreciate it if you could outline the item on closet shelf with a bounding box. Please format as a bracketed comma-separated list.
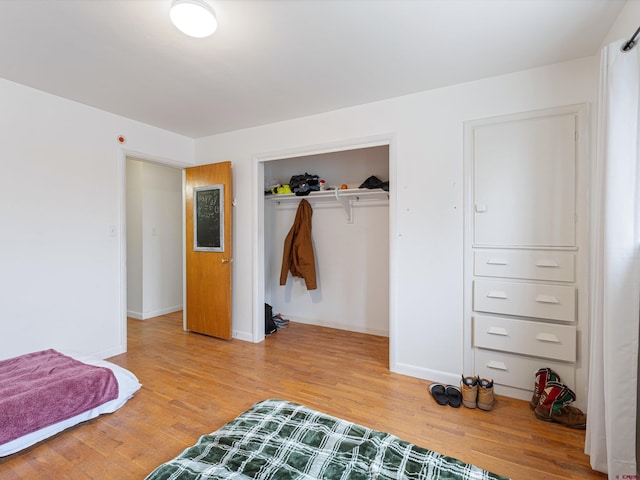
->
[428, 383, 462, 408]
[289, 173, 320, 196]
[477, 378, 495, 411]
[461, 375, 479, 408]
[534, 381, 586, 429]
[359, 175, 389, 191]
[319, 179, 327, 190]
[279, 199, 317, 290]
[340, 184, 348, 190]
[531, 367, 561, 409]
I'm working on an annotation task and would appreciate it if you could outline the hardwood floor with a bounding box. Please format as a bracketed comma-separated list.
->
[0, 312, 604, 479]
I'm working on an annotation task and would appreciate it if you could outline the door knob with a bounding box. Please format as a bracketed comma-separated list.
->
[221, 258, 232, 264]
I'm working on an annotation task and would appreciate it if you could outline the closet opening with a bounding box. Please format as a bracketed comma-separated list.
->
[254, 135, 397, 369]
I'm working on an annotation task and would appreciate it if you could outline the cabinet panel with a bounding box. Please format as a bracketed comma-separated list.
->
[473, 114, 576, 247]
[473, 315, 576, 362]
[474, 349, 576, 392]
[473, 279, 576, 322]
[474, 250, 575, 282]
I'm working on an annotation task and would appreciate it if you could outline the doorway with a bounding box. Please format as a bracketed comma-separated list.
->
[125, 157, 183, 321]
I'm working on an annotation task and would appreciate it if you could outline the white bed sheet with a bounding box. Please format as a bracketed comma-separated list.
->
[0, 353, 142, 457]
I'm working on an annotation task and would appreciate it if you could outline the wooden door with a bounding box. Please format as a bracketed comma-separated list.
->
[185, 162, 233, 339]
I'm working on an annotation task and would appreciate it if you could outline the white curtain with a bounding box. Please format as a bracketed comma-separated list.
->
[586, 39, 640, 476]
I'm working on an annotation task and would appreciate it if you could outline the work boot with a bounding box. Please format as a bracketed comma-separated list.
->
[531, 367, 561, 409]
[461, 375, 478, 408]
[534, 381, 586, 429]
[477, 377, 495, 411]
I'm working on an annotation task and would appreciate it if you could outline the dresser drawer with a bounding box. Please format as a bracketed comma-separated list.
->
[474, 349, 575, 392]
[474, 250, 575, 282]
[473, 315, 576, 361]
[473, 280, 576, 322]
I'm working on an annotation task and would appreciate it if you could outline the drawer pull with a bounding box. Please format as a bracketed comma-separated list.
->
[536, 260, 560, 268]
[536, 333, 560, 343]
[486, 361, 508, 371]
[535, 294, 560, 304]
[487, 291, 508, 299]
[486, 258, 508, 266]
[487, 327, 508, 336]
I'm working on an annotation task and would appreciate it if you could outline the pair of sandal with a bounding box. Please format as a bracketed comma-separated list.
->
[429, 383, 462, 408]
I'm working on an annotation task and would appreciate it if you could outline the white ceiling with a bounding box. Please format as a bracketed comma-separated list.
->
[0, 0, 627, 138]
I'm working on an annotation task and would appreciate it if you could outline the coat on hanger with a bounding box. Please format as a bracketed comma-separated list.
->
[279, 199, 317, 290]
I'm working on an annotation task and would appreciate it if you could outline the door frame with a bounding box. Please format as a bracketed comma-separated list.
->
[253, 133, 399, 371]
[117, 147, 191, 351]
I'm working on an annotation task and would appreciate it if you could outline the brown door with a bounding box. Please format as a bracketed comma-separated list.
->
[185, 161, 233, 339]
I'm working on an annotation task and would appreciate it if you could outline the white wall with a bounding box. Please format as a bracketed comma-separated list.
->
[126, 160, 144, 315]
[126, 159, 183, 320]
[601, 0, 640, 46]
[195, 56, 599, 385]
[0, 78, 194, 361]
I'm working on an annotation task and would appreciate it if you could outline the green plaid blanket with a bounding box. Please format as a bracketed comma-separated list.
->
[145, 399, 509, 480]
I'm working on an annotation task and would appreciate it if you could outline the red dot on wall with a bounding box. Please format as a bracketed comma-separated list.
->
[117, 135, 126, 144]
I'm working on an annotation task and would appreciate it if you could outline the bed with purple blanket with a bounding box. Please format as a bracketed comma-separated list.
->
[0, 349, 141, 456]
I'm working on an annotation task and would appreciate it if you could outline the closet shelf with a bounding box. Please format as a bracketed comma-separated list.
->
[268, 188, 388, 223]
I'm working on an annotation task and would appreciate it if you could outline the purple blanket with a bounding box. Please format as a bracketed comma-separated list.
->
[0, 349, 119, 445]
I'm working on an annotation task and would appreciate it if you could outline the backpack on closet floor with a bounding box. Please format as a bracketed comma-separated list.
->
[265, 303, 278, 335]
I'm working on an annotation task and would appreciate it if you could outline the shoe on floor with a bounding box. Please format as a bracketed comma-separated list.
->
[429, 383, 448, 406]
[531, 367, 561, 410]
[534, 380, 586, 429]
[461, 375, 478, 408]
[446, 385, 462, 408]
[477, 377, 495, 411]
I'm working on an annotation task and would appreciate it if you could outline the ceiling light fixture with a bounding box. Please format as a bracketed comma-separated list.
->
[170, 0, 217, 38]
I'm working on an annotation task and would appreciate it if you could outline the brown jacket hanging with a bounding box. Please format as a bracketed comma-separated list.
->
[279, 199, 317, 290]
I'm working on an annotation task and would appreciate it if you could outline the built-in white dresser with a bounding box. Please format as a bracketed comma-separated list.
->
[464, 105, 589, 405]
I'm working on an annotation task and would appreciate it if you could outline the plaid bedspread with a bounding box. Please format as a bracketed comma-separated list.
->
[145, 399, 509, 480]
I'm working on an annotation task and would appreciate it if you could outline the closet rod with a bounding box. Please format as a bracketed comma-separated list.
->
[622, 25, 640, 52]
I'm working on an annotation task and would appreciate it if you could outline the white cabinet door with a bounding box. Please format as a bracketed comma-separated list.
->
[473, 114, 576, 247]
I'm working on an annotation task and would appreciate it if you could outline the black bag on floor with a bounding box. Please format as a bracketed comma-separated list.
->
[265, 303, 278, 335]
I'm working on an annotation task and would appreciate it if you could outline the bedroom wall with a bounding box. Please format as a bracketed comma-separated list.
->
[126, 160, 144, 316]
[195, 56, 599, 385]
[601, 0, 640, 46]
[0, 77, 194, 361]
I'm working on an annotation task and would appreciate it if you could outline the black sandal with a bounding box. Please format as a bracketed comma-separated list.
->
[446, 385, 462, 408]
[429, 383, 448, 406]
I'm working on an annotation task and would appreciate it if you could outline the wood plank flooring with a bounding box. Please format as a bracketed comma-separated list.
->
[0, 312, 605, 479]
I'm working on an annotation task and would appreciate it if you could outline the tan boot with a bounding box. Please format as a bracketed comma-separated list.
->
[461, 375, 478, 408]
[477, 377, 495, 411]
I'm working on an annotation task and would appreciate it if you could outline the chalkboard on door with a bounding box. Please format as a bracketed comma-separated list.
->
[194, 185, 224, 252]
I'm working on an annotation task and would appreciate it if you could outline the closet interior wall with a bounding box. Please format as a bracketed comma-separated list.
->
[264, 146, 390, 336]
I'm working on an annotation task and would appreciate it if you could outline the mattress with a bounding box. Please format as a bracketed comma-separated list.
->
[0, 350, 141, 457]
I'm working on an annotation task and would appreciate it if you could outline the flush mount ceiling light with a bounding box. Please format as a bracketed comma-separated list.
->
[170, 0, 217, 38]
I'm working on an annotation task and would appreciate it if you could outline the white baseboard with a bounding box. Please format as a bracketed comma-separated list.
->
[392, 362, 459, 387]
[288, 317, 389, 337]
[232, 329, 254, 342]
[128, 305, 182, 320]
